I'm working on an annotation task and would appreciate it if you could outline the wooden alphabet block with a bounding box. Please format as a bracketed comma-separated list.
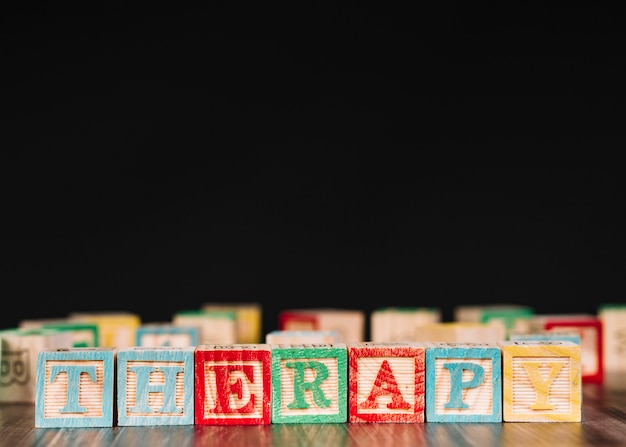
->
[136, 323, 199, 347]
[454, 304, 534, 338]
[370, 307, 441, 342]
[67, 312, 141, 348]
[348, 342, 425, 423]
[19, 319, 99, 347]
[1, 328, 72, 403]
[278, 309, 365, 342]
[35, 347, 117, 428]
[195, 344, 271, 425]
[529, 314, 603, 383]
[598, 304, 626, 373]
[414, 322, 506, 344]
[201, 302, 263, 344]
[117, 347, 195, 426]
[271, 343, 347, 424]
[172, 310, 237, 345]
[498, 340, 581, 422]
[425, 342, 502, 423]
[265, 330, 342, 344]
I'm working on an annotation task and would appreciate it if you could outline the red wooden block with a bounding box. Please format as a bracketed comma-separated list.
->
[195, 344, 271, 425]
[348, 342, 426, 423]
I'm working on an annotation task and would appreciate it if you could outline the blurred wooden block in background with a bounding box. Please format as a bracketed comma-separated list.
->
[136, 323, 199, 347]
[19, 319, 98, 347]
[414, 322, 506, 344]
[117, 347, 195, 426]
[67, 312, 141, 348]
[271, 343, 347, 424]
[529, 314, 603, 383]
[598, 304, 626, 373]
[201, 302, 263, 344]
[265, 330, 342, 344]
[425, 342, 502, 423]
[499, 340, 581, 422]
[278, 308, 364, 343]
[172, 310, 237, 345]
[195, 344, 271, 425]
[1, 328, 72, 403]
[348, 342, 426, 423]
[454, 304, 535, 339]
[370, 307, 441, 342]
[35, 347, 116, 428]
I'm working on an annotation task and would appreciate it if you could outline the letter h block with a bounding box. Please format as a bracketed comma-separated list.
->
[195, 344, 272, 425]
[117, 347, 195, 426]
[35, 348, 116, 428]
[348, 342, 426, 423]
[425, 342, 502, 423]
[498, 340, 581, 422]
[271, 343, 347, 423]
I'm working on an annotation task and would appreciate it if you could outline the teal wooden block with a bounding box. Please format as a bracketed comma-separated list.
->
[271, 344, 348, 423]
[425, 342, 502, 423]
[136, 323, 199, 347]
[35, 348, 116, 428]
[117, 347, 195, 426]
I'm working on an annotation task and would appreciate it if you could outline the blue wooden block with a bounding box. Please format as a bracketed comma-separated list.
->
[425, 342, 502, 423]
[136, 323, 199, 347]
[271, 343, 348, 424]
[117, 347, 195, 426]
[35, 348, 116, 428]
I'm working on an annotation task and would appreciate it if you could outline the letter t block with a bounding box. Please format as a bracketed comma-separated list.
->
[35, 348, 116, 428]
[195, 344, 272, 425]
[498, 340, 581, 422]
[271, 343, 347, 423]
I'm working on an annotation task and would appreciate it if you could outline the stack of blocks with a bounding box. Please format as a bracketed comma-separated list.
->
[34, 340, 581, 428]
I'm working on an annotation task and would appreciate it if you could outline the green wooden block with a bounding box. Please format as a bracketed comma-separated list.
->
[271, 344, 347, 423]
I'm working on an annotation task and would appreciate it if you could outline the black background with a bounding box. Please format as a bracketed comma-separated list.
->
[2, 4, 624, 338]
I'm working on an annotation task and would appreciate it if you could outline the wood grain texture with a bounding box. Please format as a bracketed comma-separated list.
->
[348, 342, 425, 423]
[271, 344, 347, 424]
[4, 375, 626, 447]
[195, 344, 271, 425]
[117, 347, 195, 426]
[425, 342, 502, 423]
[135, 324, 199, 347]
[499, 340, 581, 422]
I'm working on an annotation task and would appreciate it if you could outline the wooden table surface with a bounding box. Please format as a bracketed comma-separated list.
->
[3, 374, 626, 447]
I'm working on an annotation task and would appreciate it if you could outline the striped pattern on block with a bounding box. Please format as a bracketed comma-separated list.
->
[348, 342, 426, 423]
[271, 344, 347, 424]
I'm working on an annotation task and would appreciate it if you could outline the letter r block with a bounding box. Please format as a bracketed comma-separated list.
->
[425, 342, 502, 423]
[117, 347, 195, 426]
[35, 348, 116, 428]
[348, 342, 425, 423]
[498, 340, 581, 422]
[195, 344, 272, 425]
[271, 344, 347, 423]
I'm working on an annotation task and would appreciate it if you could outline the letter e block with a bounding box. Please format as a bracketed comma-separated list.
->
[498, 340, 581, 422]
[271, 343, 347, 423]
[117, 347, 195, 426]
[348, 342, 425, 423]
[35, 348, 116, 428]
[425, 342, 502, 423]
[195, 344, 271, 425]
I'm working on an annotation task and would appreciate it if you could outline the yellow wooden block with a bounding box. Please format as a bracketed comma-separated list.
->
[498, 340, 581, 422]
[414, 322, 505, 344]
[201, 302, 262, 344]
[68, 312, 141, 348]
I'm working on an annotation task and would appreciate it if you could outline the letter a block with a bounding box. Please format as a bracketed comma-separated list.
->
[271, 344, 347, 423]
[425, 342, 502, 423]
[348, 342, 425, 423]
[117, 347, 195, 426]
[498, 340, 581, 422]
[35, 348, 116, 428]
[195, 344, 271, 425]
